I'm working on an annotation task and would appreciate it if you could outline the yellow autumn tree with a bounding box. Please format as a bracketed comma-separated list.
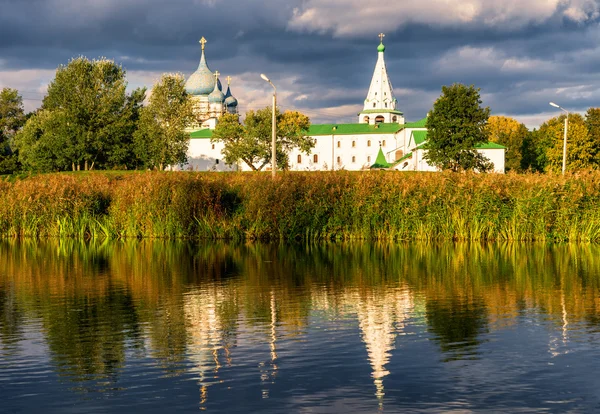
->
[485, 116, 529, 172]
[541, 113, 597, 173]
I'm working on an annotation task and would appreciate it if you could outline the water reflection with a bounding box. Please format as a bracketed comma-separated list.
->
[2, 240, 600, 412]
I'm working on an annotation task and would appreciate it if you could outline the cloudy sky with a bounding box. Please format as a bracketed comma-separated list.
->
[1, 0, 600, 128]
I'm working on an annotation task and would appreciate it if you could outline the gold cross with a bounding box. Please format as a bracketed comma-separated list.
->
[379, 33, 385, 43]
[200, 37, 207, 51]
[214, 70, 220, 80]
[226, 76, 232, 85]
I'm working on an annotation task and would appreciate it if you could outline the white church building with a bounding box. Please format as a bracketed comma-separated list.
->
[183, 36, 505, 173]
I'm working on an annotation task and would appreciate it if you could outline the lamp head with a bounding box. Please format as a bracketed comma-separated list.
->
[549, 102, 560, 109]
[260, 73, 270, 82]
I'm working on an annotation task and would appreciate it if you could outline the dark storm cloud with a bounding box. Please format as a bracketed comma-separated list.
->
[1, 0, 600, 126]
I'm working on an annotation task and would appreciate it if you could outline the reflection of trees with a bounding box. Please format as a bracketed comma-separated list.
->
[4, 240, 600, 403]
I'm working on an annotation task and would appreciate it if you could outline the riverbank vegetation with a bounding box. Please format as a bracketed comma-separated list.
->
[2, 170, 600, 242]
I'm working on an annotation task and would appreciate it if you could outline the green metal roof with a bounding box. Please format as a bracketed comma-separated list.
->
[359, 109, 404, 115]
[308, 123, 403, 136]
[476, 142, 506, 149]
[403, 117, 428, 128]
[412, 130, 427, 145]
[371, 147, 391, 169]
[190, 129, 213, 139]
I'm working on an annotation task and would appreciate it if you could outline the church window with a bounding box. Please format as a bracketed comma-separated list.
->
[367, 156, 371, 163]
[337, 141, 341, 148]
[375, 92, 377, 96]
[375, 115, 384, 124]
[352, 141, 356, 148]
[337, 156, 341, 164]
[395, 150, 404, 160]
[392, 116, 397, 123]
[364, 116, 370, 123]
[368, 140, 371, 147]
[352, 156, 356, 163]
[385, 103, 388, 108]
[384, 92, 387, 96]
[298, 154, 302, 164]
[313, 154, 319, 163]
[211, 144, 215, 150]
[382, 140, 386, 147]
[373, 103, 376, 108]
[216, 159, 219, 165]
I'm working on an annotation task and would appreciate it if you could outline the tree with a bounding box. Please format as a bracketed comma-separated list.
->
[485, 116, 529, 172]
[0, 88, 25, 174]
[133, 74, 194, 170]
[541, 113, 596, 173]
[212, 107, 313, 171]
[424, 84, 492, 172]
[585, 108, 600, 164]
[16, 57, 145, 172]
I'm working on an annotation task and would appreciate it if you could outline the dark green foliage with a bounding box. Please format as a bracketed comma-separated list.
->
[425, 84, 492, 172]
[133, 74, 194, 170]
[0, 88, 25, 174]
[14, 57, 145, 172]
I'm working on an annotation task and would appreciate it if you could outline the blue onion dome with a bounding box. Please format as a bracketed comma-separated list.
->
[208, 77, 225, 103]
[224, 85, 238, 107]
[185, 49, 216, 96]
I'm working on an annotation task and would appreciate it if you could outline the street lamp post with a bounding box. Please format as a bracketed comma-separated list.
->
[261, 74, 277, 179]
[550, 102, 569, 175]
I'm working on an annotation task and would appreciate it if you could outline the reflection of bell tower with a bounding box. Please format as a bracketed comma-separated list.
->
[354, 287, 414, 409]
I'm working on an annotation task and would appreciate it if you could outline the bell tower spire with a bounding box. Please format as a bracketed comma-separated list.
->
[358, 34, 403, 125]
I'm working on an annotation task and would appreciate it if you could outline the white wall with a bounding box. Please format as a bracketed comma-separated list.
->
[287, 133, 400, 171]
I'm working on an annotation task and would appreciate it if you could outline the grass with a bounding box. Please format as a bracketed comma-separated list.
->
[2, 170, 600, 241]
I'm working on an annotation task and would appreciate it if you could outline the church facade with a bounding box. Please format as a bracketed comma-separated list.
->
[184, 36, 505, 173]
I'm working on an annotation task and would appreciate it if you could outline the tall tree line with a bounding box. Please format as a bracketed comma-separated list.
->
[1, 57, 193, 173]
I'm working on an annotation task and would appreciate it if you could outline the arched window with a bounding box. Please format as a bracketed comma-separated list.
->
[392, 116, 397, 123]
[373, 103, 376, 108]
[395, 150, 404, 161]
[367, 156, 371, 163]
[313, 154, 318, 163]
[375, 115, 385, 124]
[337, 156, 341, 164]
[352, 141, 356, 148]
[367, 140, 371, 147]
[352, 156, 356, 163]
[364, 116, 370, 123]
[337, 141, 341, 148]
[211, 144, 215, 150]
[385, 103, 388, 108]
[382, 140, 386, 147]
[297, 154, 302, 164]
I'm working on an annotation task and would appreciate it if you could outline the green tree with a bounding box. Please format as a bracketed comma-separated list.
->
[585, 108, 600, 164]
[133, 74, 194, 170]
[16, 57, 145, 172]
[542, 113, 596, 173]
[0, 88, 25, 174]
[425, 84, 492, 172]
[485, 115, 529, 172]
[212, 107, 313, 171]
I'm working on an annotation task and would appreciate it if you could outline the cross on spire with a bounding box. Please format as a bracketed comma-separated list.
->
[226, 76, 231, 85]
[379, 33, 385, 43]
[214, 70, 220, 80]
[200, 37, 207, 50]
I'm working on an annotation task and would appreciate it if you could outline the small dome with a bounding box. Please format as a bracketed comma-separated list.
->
[185, 50, 215, 96]
[224, 85, 238, 107]
[378, 42, 386, 53]
[208, 79, 225, 103]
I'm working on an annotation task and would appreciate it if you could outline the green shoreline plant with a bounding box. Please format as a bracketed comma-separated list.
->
[2, 171, 600, 242]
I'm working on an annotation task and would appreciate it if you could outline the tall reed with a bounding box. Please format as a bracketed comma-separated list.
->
[3, 170, 600, 241]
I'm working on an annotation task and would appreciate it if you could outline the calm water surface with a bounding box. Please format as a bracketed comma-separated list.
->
[1, 241, 600, 413]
